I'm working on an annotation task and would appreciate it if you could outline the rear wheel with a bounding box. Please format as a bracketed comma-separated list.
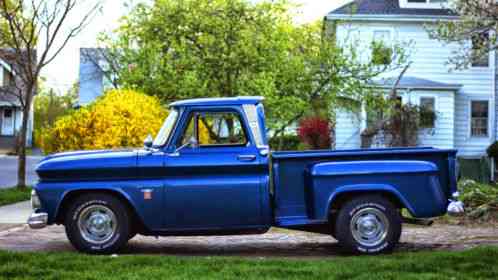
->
[334, 195, 401, 254]
[64, 193, 131, 254]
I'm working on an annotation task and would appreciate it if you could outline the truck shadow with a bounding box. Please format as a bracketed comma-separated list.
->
[121, 239, 451, 257]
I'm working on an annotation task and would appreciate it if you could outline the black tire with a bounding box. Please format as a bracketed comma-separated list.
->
[334, 195, 401, 254]
[64, 193, 131, 254]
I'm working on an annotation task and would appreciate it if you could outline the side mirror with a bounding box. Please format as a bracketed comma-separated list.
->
[174, 137, 198, 154]
[143, 134, 153, 148]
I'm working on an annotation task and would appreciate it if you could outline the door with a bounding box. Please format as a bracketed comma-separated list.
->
[163, 109, 265, 230]
[1, 108, 14, 136]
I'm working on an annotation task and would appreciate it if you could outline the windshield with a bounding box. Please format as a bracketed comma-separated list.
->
[153, 109, 179, 147]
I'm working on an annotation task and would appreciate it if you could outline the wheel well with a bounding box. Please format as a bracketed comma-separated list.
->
[56, 189, 146, 233]
[328, 191, 405, 218]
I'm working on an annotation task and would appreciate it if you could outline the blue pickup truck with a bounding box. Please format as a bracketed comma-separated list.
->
[28, 96, 463, 254]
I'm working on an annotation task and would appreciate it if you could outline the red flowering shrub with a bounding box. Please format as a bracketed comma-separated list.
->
[297, 117, 331, 149]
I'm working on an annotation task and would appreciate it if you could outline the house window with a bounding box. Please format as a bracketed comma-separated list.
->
[470, 100, 489, 137]
[420, 97, 436, 128]
[4, 108, 12, 118]
[471, 33, 489, 67]
[1, 70, 13, 87]
[372, 30, 392, 65]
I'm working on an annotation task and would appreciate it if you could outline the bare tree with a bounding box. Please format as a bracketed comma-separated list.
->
[360, 63, 411, 148]
[428, 0, 498, 69]
[0, 0, 102, 189]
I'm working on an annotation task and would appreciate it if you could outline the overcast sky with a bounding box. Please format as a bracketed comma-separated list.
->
[42, 0, 350, 92]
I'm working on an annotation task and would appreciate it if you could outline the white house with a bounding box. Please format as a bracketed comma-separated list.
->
[327, 0, 497, 166]
[0, 50, 34, 151]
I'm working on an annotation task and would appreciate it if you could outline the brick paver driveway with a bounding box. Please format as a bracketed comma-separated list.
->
[0, 224, 497, 256]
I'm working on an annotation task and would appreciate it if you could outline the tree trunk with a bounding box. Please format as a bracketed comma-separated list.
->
[17, 113, 28, 189]
[17, 87, 33, 190]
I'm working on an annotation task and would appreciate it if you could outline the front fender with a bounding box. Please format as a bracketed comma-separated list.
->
[35, 180, 162, 230]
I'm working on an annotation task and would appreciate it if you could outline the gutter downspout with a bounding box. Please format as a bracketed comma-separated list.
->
[490, 47, 497, 181]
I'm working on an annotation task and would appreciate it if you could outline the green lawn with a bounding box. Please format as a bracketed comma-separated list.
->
[0, 187, 31, 207]
[0, 247, 496, 279]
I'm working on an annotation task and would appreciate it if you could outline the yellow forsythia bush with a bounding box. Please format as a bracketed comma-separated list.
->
[40, 90, 168, 154]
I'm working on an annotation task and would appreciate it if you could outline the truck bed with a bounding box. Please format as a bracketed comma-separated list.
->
[271, 147, 457, 226]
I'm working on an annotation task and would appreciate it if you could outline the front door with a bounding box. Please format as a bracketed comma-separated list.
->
[1, 108, 14, 136]
[163, 109, 264, 230]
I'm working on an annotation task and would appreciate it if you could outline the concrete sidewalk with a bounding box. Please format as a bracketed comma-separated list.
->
[0, 201, 30, 224]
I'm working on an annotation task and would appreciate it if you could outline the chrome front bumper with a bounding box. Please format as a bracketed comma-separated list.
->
[27, 212, 48, 229]
[27, 189, 48, 229]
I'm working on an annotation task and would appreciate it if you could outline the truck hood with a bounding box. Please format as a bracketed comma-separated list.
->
[36, 149, 139, 182]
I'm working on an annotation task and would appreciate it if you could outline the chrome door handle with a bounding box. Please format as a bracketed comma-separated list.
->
[237, 154, 256, 162]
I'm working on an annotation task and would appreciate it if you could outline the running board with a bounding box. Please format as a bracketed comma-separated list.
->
[402, 217, 434, 226]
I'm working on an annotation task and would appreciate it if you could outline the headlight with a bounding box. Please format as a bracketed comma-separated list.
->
[31, 190, 41, 209]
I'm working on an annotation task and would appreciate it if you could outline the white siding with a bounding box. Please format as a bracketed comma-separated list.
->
[335, 108, 361, 150]
[405, 90, 455, 149]
[333, 20, 496, 157]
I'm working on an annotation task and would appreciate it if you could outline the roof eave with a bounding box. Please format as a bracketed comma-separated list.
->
[326, 14, 459, 22]
[374, 85, 462, 91]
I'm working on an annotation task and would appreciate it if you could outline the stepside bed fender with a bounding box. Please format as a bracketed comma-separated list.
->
[324, 184, 417, 216]
[308, 160, 446, 219]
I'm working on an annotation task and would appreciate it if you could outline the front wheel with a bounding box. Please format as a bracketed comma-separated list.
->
[334, 195, 402, 254]
[64, 193, 131, 254]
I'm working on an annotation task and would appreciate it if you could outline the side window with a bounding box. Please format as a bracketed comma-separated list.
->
[179, 115, 196, 146]
[179, 111, 248, 147]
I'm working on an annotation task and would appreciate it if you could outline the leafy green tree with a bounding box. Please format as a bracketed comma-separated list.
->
[101, 0, 292, 101]
[102, 0, 408, 139]
[33, 83, 77, 148]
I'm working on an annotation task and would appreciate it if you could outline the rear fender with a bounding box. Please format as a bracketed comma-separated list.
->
[325, 184, 416, 216]
[308, 160, 447, 219]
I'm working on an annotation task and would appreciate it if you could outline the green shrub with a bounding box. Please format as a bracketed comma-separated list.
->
[269, 135, 302, 151]
[39, 90, 168, 154]
[458, 179, 498, 221]
[487, 141, 498, 163]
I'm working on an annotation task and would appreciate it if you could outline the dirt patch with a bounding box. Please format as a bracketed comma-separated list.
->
[1, 224, 497, 257]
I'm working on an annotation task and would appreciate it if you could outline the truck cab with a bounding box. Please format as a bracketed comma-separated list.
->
[29, 96, 463, 255]
[151, 97, 272, 232]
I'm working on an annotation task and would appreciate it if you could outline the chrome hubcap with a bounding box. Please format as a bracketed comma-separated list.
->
[350, 207, 389, 247]
[78, 205, 117, 244]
